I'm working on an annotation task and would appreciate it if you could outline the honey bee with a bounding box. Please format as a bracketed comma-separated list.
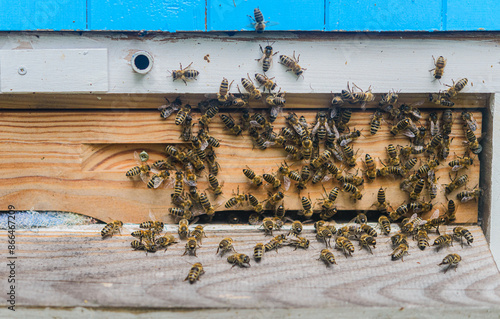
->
[248, 193, 264, 214]
[457, 186, 482, 203]
[175, 104, 192, 126]
[288, 236, 310, 250]
[183, 162, 197, 187]
[391, 243, 409, 261]
[428, 111, 440, 137]
[256, 42, 278, 73]
[264, 234, 287, 252]
[438, 254, 461, 273]
[300, 194, 314, 218]
[288, 220, 304, 237]
[241, 74, 262, 100]
[178, 219, 190, 239]
[379, 90, 399, 107]
[262, 173, 282, 189]
[261, 217, 275, 236]
[408, 201, 433, 214]
[445, 173, 469, 194]
[390, 118, 411, 136]
[182, 237, 199, 256]
[254, 243, 264, 262]
[416, 159, 439, 178]
[208, 173, 223, 198]
[338, 129, 362, 147]
[101, 220, 123, 238]
[446, 199, 457, 221]
[255, 73, 277, 92]
[199, 104, 219, 127]
[217, 77, 232, 103]
[131, 229, 156, 243]
[131, 240, 145, 251]
[169, 207, 193, 221]
[140, 219, 164, 233]
[342, 183, 363, 201]
[126, 151, 151, 183]
[430, 55, 446, 80]
[199, 192, 216, 218]
[156, 234, 178, 251]
[296, 165, 311, 191]
[464, 128, 482, 154]
[316, 226, 334, 248]
[318, 249, 337, 267]
[279, 51, 306, 78]
[378, 215, 391, 235]
[335, 236, 355, 258]
[220, 114, 242, 136]
[444, 78, 468, 98]
[358, 234, 376, 254]
[449, 156, 473, 171]
[217, 237, 235, 256]
[370, 110, 384, 135]
[185, 262, 204, 284]
[312, 111, 331, 140]
[158, 96, 182, 119]
[227, 253, 251, 268]
[351, 83, 375, 109]
[409, 178, 425, 201]
[248, 7, 268, 33]
[147, 169, 170, 189]
[415, 229, 430, 250]
[433, 234, 454, 251]
[391, 232, 408, 247]
[389, 204, 408, 222]
[165, 145, 187, 163]
[311, 150, 333, 169]
[265, 191, 284, 208]
[243, 166, 263, 187]
[225, 187, 248, 209]
[169, 62, 199, 85]
[461, 111, 478, 132]
[453, 226, 473, 247]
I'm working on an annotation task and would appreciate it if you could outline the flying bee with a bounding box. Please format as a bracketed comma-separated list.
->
[227, 253, 251, 268]
[386, 144, 400, 167]
[335, 236, 355, 258]
[183, 237, 199, 256]
[185, 262, 204, 284]
[444, 78, 468, 98]
[433, 234, 454, 251]
[126, 151, 151, 183]
[208, 173, 223, 198]
[342, 183, 363, 201]
[358, 234, 376, 254]
[338, 129, 362, 147]
[430, 55, 446, 80]
[464, 128, 482, 154]
[254, 243, 264, 262]
[445, 173, 468, 194]
[318, 249, 337, 267]
[217, 237, 235, 256]
[390, 118, 411, 136]
[158, 96, 182, 119]
[263, 173, 282, 189]
[457, 186, 482, 203]
[379, 90, 399, 107]
[378, 215, 391, 235]
[156, 234, 178, 251]
[248, 7, 268, 33]
[462, 111, 478, 132]
[370, 110, 384, 135]
[301, 194, 314, 218]
[175, 104, 192, 126]
[453, 226, 473, 247]
[438, 254, 462, 273]
[241, 74, 262, 100]
[311, 111, 331, 140]
[391, 243, 409, 261]
[255, 73, 277, 92]
[243, 166, 263, 187]
[317, 226, 334, 248]
[217, 77, 233, 103]
[279, 51, 306, 78]
[351, 83, 375, 109]
[169, 62, 199, 85]
[256, 42, 278, 73]
[101, 220, 123, 238]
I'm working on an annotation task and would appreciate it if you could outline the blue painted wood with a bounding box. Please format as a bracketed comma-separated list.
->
[88, 0, 206, 31]
[207, 0, 325, 31]
[447, 0, 500, 31]
[327, 0, 443, 31]
[0, 0, 86, 31]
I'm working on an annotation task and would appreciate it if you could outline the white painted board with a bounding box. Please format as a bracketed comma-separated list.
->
[0, 49, 108, 93]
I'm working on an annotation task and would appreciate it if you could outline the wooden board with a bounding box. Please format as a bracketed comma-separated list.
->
[1, 225, 498, 309]
[0, 100, 482, 223]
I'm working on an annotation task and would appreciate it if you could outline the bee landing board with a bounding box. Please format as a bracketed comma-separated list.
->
[0, 93, 484, 224]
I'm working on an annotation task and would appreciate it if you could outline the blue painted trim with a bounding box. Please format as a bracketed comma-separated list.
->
[0, 0, 499, 31]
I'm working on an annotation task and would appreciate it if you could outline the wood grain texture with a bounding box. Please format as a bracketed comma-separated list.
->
[0, 105, 482, 223]
[1, 225, 498, 309]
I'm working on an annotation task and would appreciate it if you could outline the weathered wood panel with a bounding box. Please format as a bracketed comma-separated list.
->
[1, 225, 498, 309]
[0, 105, 482, 223]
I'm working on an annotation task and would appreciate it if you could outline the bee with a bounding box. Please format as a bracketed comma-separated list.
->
[430, 55, 446, 80]
[453, 226, 474, 247]
[261, 217, 275, 236]
[227, 253, 251, 268]
[169, 207, 193, 221]
[446, 199, 457, 221]
[360, 224, 377, 238]
[159, 96, 182, 119]
[449, 156, 473, 172]
[438, 253, 462, 273]
[147, 169, 171, 189]
[265, 191, 285, 208]
[142, 239, 158, 254]
[335, 236, 355, 258]
[379, 90, 399, 107]
[126, 151, 151, 183]
[402, 158, 417, 174]
[256, 42, 278, 73]
[384, 144, 400, 167]
[131, 229, 155, 243]
[311, 150, 333, 169]
[275, 202, 286, 220]
[415, 229, 430, 250]
[248, 7, 268, 33]
[183, 162, 197, 187]
[417, 159, 439, 178]
[312, 111, 331, 140]
[440, 135, 452, 160]
[247, 194, 264, 214]
[409, 179, 425, 201]
[464, 128, 482, 154]
[217, 77, 232, 103]
[382, 104, 401, 120]
[351, 83, 375, 109]
[199, 192, 216, 218]
[220, 114, 242, 136]
[217, 237, 235, 256]
[243, 166, 263, 187]
[445, 173, 469, 194]
[175, 104, 192, 126]
[288, 236, 310, 250]
[206, 174, 223, 198]
[342, 183, 363, 201]
[391, 232, 408, 247]
[338, 129, 362, 147]
[320, 207, 338, 221]
[169, 62, 199, 85]
[358, 234, 376, 254]
[165, 145, 187, 163]
[101, 220, 123, 238]
[372, 187, 391, 214]
[370, 110, 384, 135]
[408, 201, 433, 214]
[433, 234, 454, 251]
[139, 220, 164, 233]
[318, 249, 337, 267]
[462, 111, 478, 132]
[341, 82, 357, 103]
[199, 104, 219, 127]
[301, 194, 314, 218]
[389, 204, 408, 222]
[288, 220, 304, 237]
[390, 118, 411, 136]
[262, 173, 282, 189]
[316, 226, 334, 248]
[241, 74, 262, 100]
[185, 262, 204, 284]
[279, 51, 306, 78]
[391, 243, 409, 261]
[254, 243, 264, 262]
[429, 112, 440, 137]
[255, 73, 277, 92]
[264, 234, 287, 252]
[178, 219, 190, 239]
[285, 112, 306, 137]
[378, 215, 391, 235]
[225, 187, 248, 209]
[156, 234, 178, 251]
[444, 78, 468, 98]
[457, 187, 482, 203]
[296, 165, 311, 191]
[131, 240, 145, 251]
[182, 237, 199, 256]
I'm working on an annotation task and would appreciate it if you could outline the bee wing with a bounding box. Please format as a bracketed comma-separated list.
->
[461, 196, 473, 203]
[140, 172, 150, 184]
[270, 105, 283, 119]
[200, 139, 209, 151]
[402, 129, 416, 138]
[360, 102, 367, 111]
[153, 177, 165, 189]
[322, 175, 331, 183]
[250, 120, 263, 128]
[331, 125, 340, 139]
[452, 165, 463, 172]
[282, 176, 291, 191]
[134, 151, 142, 164]
[339, 138, 351, 147]
[157, 104, 168, 111]
[185, 179, 198, 187]
[311, 122, 320, 136]
[430, 209, 440, 220]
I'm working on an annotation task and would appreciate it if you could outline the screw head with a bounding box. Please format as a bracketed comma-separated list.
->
[18, 67, 27, 75]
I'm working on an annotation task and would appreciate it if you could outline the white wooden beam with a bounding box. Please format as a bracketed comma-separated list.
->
[489, 93, 500, 268]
